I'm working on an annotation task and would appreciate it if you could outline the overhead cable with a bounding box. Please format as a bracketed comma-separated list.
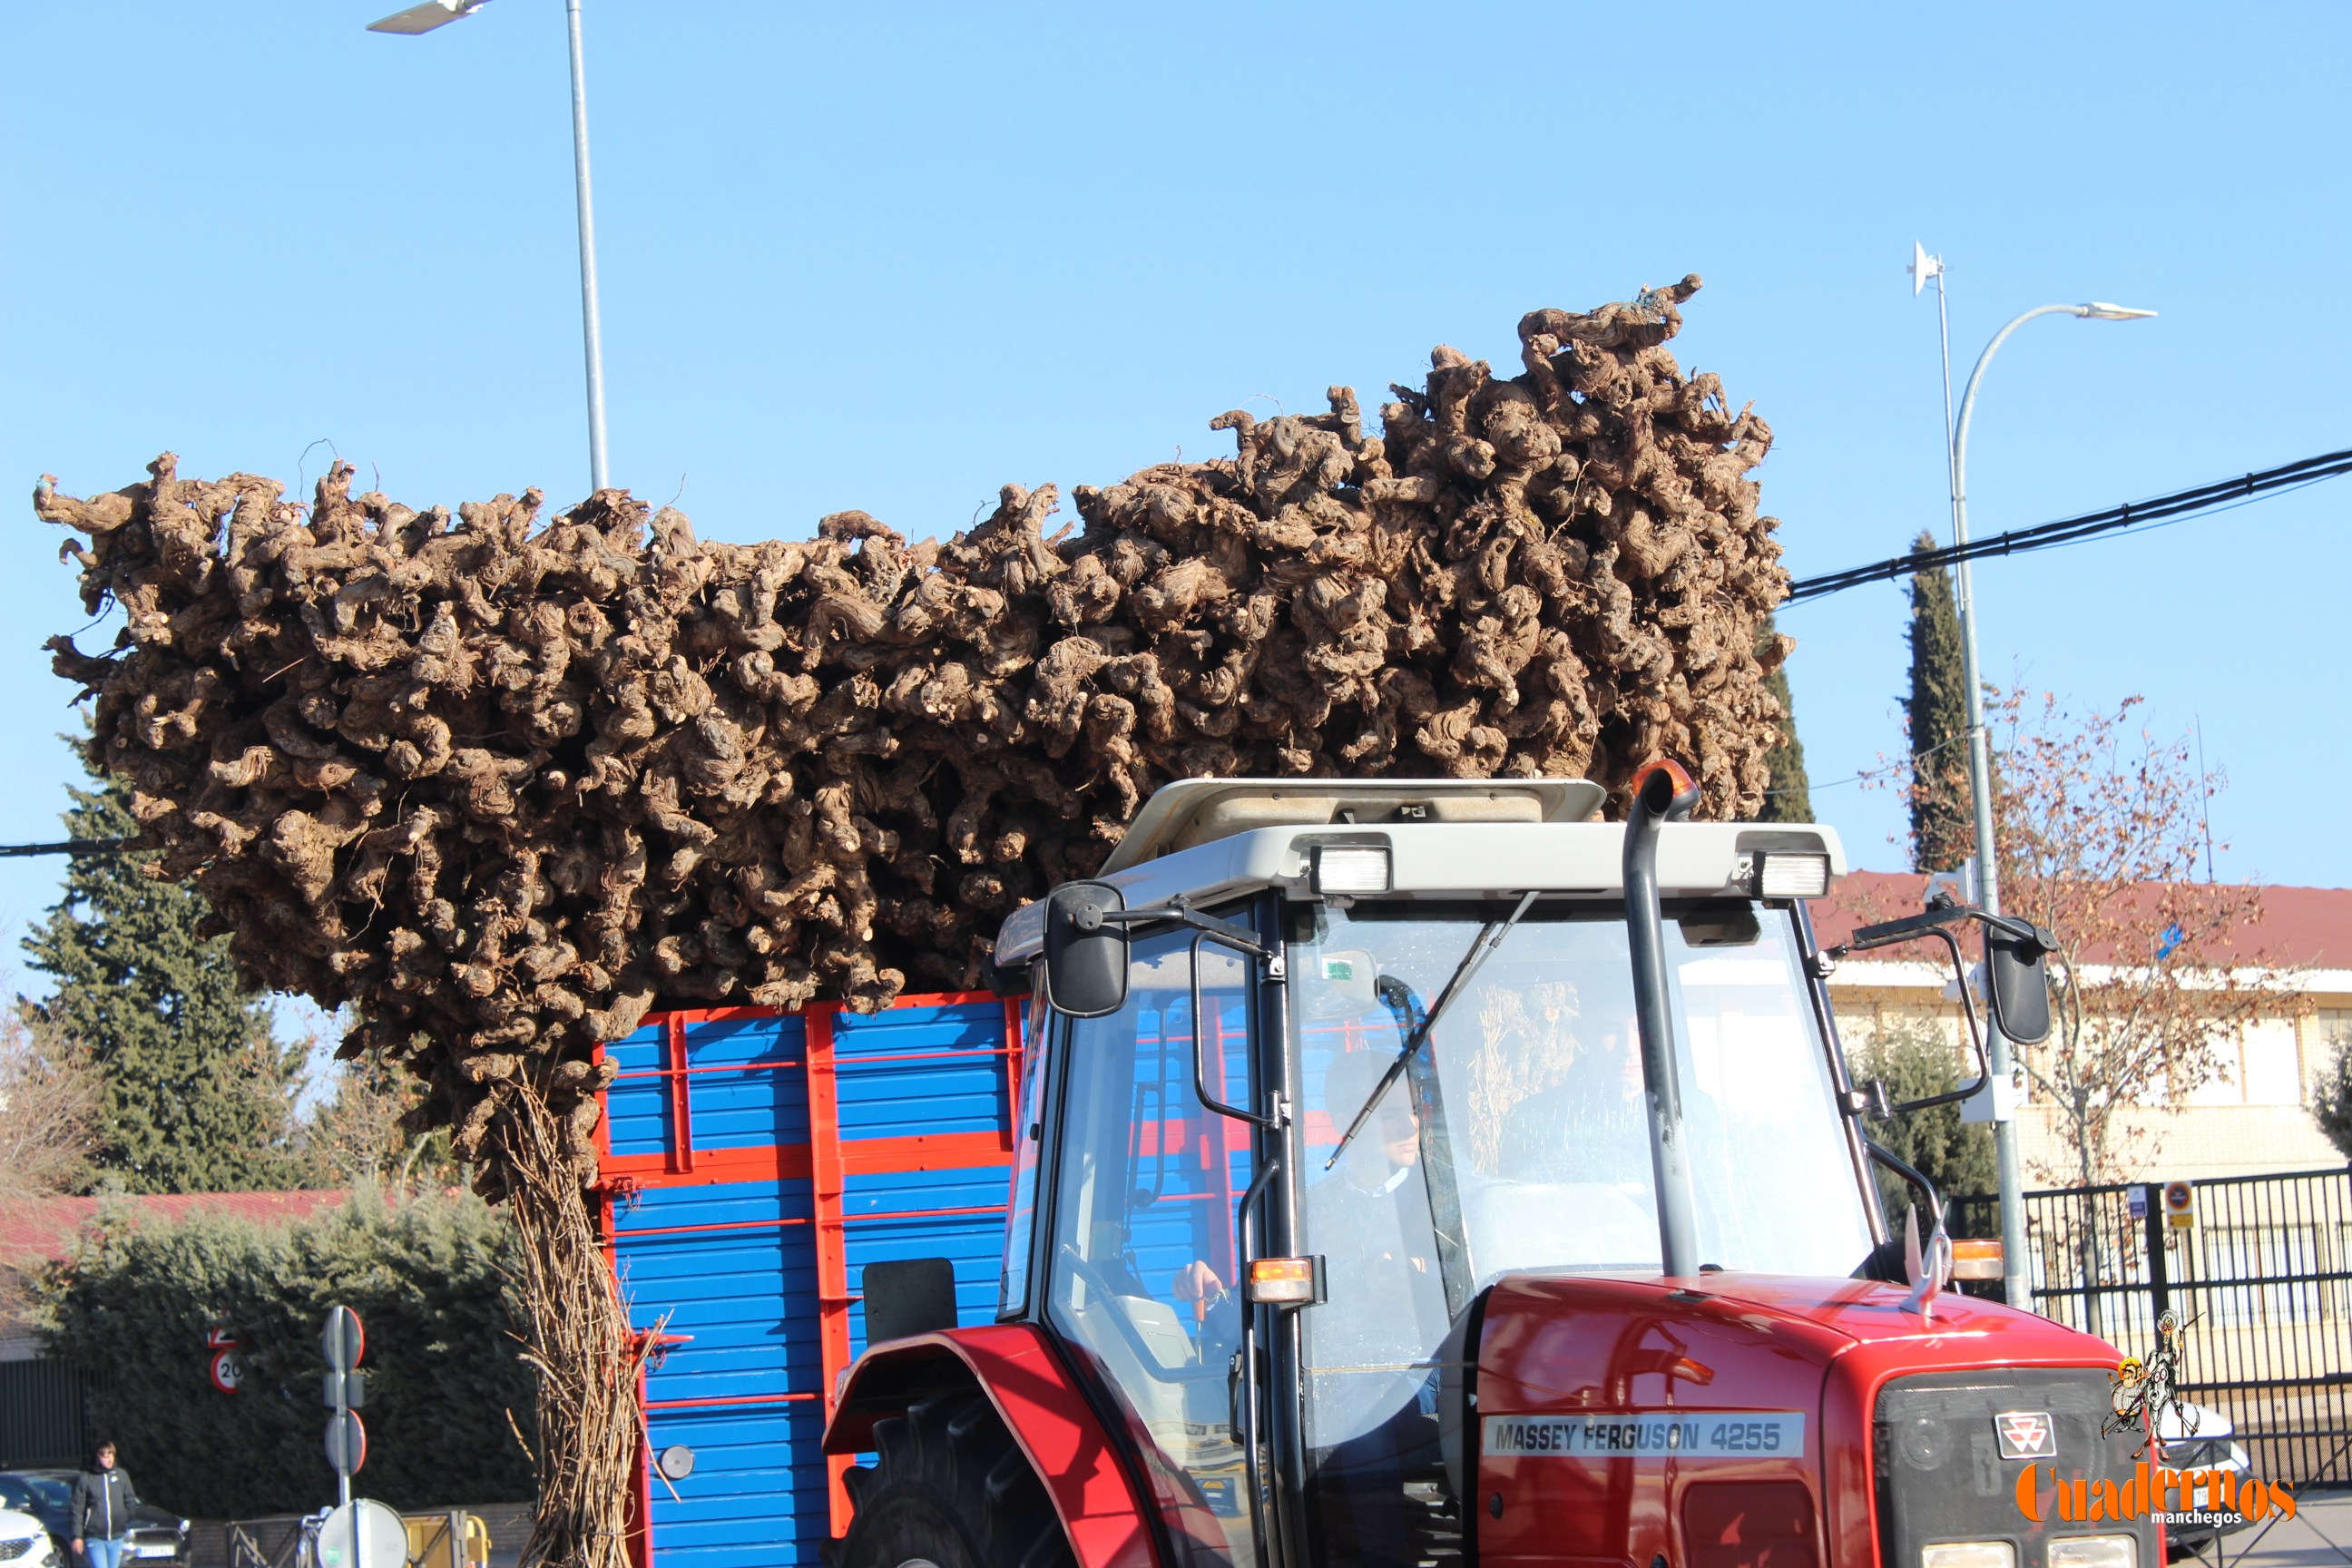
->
[1785, 447, 2352, 603]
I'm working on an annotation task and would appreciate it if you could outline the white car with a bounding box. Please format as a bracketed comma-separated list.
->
[0, 1508, 58, 1568]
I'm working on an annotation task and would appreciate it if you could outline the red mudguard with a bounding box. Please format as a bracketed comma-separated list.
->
[826, 1324, 1159, 1568]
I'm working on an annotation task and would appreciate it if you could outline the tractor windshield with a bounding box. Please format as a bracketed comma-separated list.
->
[1285, 897, 1873, 1565]
[1289, 897, 1872, 1290]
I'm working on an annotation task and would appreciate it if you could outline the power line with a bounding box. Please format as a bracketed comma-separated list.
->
[1785, 447, 2352, 603]
[0, 839, 134, 858]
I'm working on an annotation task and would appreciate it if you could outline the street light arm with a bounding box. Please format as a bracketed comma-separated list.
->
[1950, 304, 2086, 508]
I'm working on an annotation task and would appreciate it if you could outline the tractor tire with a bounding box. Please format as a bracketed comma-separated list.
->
[835, 1392, 1073, 1568]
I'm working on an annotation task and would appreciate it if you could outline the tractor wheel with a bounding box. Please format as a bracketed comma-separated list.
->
[836, 1392, 1073, 1568]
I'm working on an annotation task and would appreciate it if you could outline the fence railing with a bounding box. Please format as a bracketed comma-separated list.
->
[1950, 1167, 2352, 1485]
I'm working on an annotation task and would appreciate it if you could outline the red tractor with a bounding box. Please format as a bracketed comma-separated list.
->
[822, 769, 2145, 1568]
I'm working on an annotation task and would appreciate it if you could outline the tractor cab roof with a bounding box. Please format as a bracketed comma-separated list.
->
[995, 779, 1845, 968]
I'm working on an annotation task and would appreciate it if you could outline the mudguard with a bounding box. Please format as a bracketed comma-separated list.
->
[826, 1323, 1160, 1568]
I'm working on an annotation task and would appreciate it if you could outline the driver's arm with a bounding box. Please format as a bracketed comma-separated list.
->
[1172, 1260, 1241, 1357]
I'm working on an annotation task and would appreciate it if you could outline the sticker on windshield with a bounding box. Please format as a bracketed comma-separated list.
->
[1484, 1412, 1806, 1459]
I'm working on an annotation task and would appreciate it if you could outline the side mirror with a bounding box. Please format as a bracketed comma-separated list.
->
[1044, 881, 1129, 1019]
[1985, 922, 2056, 1045]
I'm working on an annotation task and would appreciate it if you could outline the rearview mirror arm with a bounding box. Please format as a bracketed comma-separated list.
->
[1826, 919, 1994, 1118]
[1099, 898, 1282, 975]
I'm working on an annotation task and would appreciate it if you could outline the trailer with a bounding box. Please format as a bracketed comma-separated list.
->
[594, 992, 1028, 1568]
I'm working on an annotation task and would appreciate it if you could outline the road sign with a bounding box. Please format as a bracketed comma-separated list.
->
[322, 1305, 366, 1372]
[322, 1370, 369, 1409]
[316, 1499, 403, 1568]
[2164, 1180, 2196, 1230]
[326, 1408, 368, 1476]
[209, 1350, 244, 1395]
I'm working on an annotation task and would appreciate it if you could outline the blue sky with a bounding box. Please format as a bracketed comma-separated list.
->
[3, 3, 2347, 1002]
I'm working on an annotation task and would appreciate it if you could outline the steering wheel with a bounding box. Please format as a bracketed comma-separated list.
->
[1057, 1243, 1200, 1379]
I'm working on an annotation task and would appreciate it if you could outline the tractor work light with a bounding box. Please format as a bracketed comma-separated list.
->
[2047, 1539, 2135, 1568]
[1246, 1256, 1325, 1306]
[1950, 1239, 2004, 1280]
[1312, 845, 1391, 896]
[1753, 851, 1832, 899]
[1921, 1544, 2016, 1568]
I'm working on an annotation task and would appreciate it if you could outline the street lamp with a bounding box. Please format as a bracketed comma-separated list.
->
[368, 0, 612, 495]
[1912, 245, 2155, 1308]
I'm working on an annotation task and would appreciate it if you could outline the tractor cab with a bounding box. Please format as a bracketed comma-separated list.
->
[829, 774, 2132, 1568]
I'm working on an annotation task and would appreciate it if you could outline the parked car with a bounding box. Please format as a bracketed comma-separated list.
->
[0, 1475, 186, 1568]
[2157, 1399, 2255, 1560]
[0, 1506, 61, 1568]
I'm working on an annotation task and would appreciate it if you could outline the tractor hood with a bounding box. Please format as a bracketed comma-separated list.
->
[1473, 1270, 2133, 1568]
[1477, 1270, 2118, 1416]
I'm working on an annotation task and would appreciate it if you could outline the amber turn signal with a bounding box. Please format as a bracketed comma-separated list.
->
[1246, 1257, 1324, 1306]
[1951, 1239, 2004, 1280]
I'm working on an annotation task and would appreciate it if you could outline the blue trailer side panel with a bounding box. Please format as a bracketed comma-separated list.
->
[599, 994, 1020, 1568]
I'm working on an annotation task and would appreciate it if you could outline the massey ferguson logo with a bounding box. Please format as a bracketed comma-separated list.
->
[1997, 1412, 2056, 1460]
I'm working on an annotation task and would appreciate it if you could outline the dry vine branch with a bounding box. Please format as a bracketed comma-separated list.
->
[35, 280, 1793, 1564]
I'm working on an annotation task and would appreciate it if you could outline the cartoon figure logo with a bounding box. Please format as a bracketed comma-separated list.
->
[2105, 1309, 2197, 1454]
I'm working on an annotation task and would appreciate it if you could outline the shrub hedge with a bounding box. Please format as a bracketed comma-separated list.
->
[34, 1190, 534, 1516]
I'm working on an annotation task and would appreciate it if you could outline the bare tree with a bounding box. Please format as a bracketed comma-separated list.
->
[294, 1046, 459, 1192]
[0, 1008, 99, 1200]
[1985, 689, 2300, 1189]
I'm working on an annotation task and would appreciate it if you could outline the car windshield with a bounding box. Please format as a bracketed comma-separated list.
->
[1289, 897, 1874, 1292]
[4, 1476, 66, 1507]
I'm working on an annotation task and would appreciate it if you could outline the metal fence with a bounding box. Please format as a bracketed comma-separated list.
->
[0, 1357, 96, 1466]
[1950, 1167, 2352, 1485]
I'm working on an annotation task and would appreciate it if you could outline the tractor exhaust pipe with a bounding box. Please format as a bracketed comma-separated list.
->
[1623, 760, 1702, 1279]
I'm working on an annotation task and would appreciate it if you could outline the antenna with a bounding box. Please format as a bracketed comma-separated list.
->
[1909, 240, 1944, 298]
[2195, 713, 2216, 884]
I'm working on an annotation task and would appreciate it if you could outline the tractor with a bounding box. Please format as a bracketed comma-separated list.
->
[820, 767, 2148, 1568]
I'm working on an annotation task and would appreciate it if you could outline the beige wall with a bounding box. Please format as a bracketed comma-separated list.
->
[1827, 967, 2352, 1186]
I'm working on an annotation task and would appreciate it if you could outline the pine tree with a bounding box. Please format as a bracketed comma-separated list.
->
[21, 764, 302, 1193]
[1906, 531, 1974, 871]
[1756, 615, 1813, 822]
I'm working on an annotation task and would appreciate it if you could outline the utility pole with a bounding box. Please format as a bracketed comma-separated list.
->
[1911, 244, 2153, 1309]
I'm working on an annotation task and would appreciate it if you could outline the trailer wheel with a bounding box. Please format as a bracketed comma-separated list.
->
[837, 1392, 1073, 1568]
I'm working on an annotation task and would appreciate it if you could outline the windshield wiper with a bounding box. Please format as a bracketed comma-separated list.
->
[1324, 889, 1540, 1170]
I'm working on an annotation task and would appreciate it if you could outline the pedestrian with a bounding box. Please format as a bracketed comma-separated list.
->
[68, 1442, 141, 1568]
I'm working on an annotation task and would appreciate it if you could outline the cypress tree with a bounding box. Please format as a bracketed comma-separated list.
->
[21, 763, 301, 1193]
[1906, 531, 1974, 871]
[1756, 615, 1814, 822]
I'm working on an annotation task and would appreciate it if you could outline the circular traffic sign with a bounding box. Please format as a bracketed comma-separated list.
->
[316, 1500, 404, 1568]
[209, 1349, 244, 1394]
[322, 1305, 367, 1372]
[326, 1408, 368, 1475]
[2164, 1181, 2194, 1213]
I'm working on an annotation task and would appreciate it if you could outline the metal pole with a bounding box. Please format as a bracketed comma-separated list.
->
[565, 0, 611, 494]
[1948, 301, 2082, 1309]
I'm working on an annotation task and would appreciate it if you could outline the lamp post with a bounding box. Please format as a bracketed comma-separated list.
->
[368, 0, 612, 495]
[1912, 247, 2154, 1308]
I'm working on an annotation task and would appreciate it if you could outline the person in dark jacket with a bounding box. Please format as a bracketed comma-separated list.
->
[68, 1443, 141, 1568]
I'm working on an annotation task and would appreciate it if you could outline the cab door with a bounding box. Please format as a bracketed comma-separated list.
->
[1038, 921, 1271, 1568]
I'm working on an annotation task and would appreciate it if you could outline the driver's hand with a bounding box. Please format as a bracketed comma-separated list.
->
[1171, 1260, 1224, 1322]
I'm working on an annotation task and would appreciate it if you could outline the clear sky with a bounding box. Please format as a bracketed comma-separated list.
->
[3, 3, 2347, 995]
